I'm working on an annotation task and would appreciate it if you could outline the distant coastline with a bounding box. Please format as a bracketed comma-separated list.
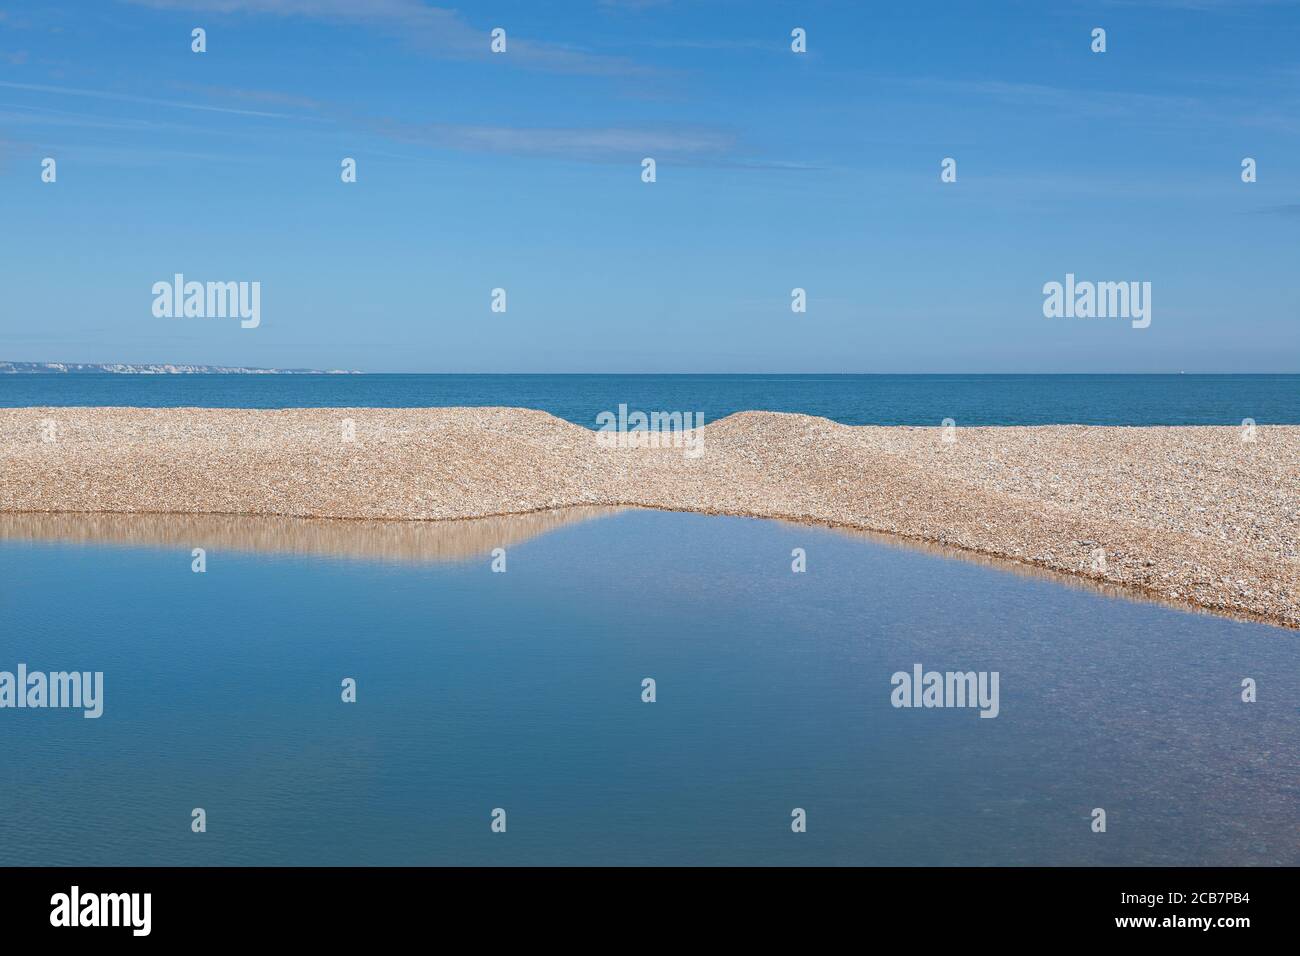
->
[0, 362, 360, 375]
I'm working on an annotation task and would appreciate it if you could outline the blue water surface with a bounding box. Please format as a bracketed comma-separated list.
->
[0, 510, 1294, 866]
[2, 373, 1297, 425]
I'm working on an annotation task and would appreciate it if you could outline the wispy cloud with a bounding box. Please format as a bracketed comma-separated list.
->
[1101, 0, 1300, 9]
[354, 113, 820, 169]
[32, 143, 272, 166]
[0, 104, 189, 132]
[903, 78, 1204, 118]
[159, 79, 801, 168]
[634, 37, 776, 52]
[1256, 203, 1300, 217]
[895, 76, 1300, 134]
[1, 52, 808, 170]
[122, 0, 654, 76]
[169, 83, 326, 112]
[364, 117, 736, 164]
[0, 80, 298, 118]
[598, 0, 674, 8]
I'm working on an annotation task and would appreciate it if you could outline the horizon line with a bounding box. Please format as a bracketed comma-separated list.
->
[3, 366, 1299, 377]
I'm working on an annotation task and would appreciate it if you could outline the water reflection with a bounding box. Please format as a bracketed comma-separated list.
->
[0, 506, 1286, 627]
[807, 520, 1279, 627]
[0, 507, 624, 564]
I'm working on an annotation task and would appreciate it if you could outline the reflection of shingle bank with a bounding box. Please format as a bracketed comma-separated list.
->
[0, 507, 623, 564]
[2, 406, 1297, 626]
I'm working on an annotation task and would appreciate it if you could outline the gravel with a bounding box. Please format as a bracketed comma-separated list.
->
[3, 407, 1296, 627]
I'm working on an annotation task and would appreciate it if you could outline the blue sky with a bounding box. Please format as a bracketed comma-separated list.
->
[1, 0, 1297, 372]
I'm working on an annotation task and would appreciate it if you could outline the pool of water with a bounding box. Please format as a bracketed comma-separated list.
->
[0, 508, 1294, 865]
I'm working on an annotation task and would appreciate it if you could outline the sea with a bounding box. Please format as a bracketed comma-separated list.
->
[2, 373, 1298, 425]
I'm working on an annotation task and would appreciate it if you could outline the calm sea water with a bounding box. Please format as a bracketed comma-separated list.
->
[3, 373, 1298, 425]
[1, 509, 1294, 866]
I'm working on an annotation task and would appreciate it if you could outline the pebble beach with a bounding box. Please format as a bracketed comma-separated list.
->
[3, 406, 1296, 627]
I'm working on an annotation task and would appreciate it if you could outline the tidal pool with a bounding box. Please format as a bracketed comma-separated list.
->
[0, 508, 1295, 865]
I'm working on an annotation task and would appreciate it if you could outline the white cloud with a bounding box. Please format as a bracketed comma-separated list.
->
[123, 0, 652, 75]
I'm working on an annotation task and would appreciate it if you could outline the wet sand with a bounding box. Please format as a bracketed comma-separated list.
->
[2, 407, 1296, 627]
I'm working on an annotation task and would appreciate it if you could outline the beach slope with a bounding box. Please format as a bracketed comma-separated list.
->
[3, 407, 1296, 627]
